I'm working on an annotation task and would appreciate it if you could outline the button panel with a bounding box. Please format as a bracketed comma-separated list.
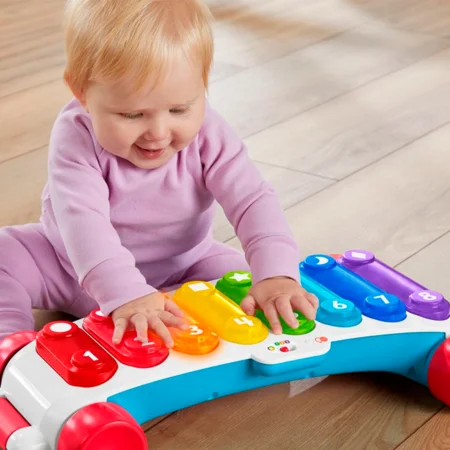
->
[339, 249, 450, 320]
[216, 272, 316, 336]
[173, 281, 269, 345]
[316, 298, 362, 327]
[267, 339, 296, 353]
[35, 321, 118, 387]
[83, 311, 169, 369]
[251, 335, 331, 376]
[300, 254, 407, 323]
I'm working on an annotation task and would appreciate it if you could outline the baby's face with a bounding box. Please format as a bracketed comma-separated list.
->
[82, 59, 206, 169]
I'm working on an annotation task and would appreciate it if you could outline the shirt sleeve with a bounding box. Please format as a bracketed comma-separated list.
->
[47, 108, 156, 315]
[199, 104, 300, 284]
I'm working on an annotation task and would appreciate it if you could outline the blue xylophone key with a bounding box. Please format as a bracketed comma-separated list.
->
[300, 271, 362, 327]
[300, 254, 407, 323]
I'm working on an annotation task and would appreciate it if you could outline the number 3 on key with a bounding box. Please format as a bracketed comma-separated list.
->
[189, 325, 203, 335]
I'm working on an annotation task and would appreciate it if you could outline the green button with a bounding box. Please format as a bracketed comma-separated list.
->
[215, 271, 252, 305]
[255, 310, 316, 335]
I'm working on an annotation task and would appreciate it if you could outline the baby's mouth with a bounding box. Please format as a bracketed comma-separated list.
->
[134, 144, 166, 160]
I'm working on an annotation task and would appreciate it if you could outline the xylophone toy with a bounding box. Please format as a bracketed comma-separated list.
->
[1, 249, 450, 450]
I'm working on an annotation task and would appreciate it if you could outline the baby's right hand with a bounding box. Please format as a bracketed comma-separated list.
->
[111, 292, 189, 348]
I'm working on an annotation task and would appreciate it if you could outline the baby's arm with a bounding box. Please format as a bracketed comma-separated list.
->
[199, 104, 318, 331]
[47, 108, 186, 345]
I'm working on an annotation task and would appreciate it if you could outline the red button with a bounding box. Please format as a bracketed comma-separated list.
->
[36, 322, 118, 388]
[71, 349, 106, 369]
[124, 337, 160, 353]
[280, 346, 289, 352]
[82, 311, 169, 369]
[88, 309, 109, 323]
[42, 321, 78, 339]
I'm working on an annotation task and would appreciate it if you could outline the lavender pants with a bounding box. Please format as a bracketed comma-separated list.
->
[0, 223, 249, 340]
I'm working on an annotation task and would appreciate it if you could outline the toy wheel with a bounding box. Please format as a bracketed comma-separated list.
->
[428, 338, 450, 405]
[57, 402, 147, 450]
[0, 330, 37, 380]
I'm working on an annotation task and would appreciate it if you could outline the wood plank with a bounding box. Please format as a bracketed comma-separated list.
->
[394, 231, 450, 299]
[396, 408, 450, 449]
[0, 147, 48, 227]
[209, 21, 448, 139]
[144, 372, 442, 449]
[213, 162, 334, 242]
[246, 46, 450, 179]
[0, 80, 73, 163]
[227, 122, 450, 268]
[359, 0, 450, 38]
[209, 0, 369, 68]
[0, 0, 65, 97]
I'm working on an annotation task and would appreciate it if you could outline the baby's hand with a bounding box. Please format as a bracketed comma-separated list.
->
[240, 277, 319, 334]
[111, 292, 189, 348]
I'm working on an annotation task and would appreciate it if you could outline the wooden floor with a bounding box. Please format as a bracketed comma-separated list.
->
[2, 0, 450, 448]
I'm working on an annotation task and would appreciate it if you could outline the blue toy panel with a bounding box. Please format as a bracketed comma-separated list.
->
[300, 255, 407, 322]
[108, 331, 444, 425]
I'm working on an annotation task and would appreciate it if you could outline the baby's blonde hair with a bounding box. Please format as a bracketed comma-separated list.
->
[63, 0, 214, 95]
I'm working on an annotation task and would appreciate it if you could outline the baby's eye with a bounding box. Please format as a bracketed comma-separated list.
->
[169, 107, 189, 115]
[120, 112, 143, 119]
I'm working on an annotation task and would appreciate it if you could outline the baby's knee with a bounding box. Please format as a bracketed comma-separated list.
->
[0, 226, 41, 275]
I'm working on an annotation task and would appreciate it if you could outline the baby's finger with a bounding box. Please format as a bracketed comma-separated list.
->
[240, 294, 256, 316]
[263, 302, 282, 334]
[160, 311, 189, 330]
[291, 294, 316, 320]
[164, 297, 186, 318]
[275, 295, 299, 329]
[148, 316, 174, 348]
[112, 317, 128, 344]
[130, 313, 149, 343]
[307, 292, 319, 309]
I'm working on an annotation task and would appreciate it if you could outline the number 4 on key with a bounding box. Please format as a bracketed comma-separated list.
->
[233, 317, 255, 327]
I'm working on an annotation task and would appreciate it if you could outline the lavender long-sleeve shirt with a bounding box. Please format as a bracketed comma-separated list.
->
[40, 99, 300, 315]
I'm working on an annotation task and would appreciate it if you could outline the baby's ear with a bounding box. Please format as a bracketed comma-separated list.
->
[63, 70, 88, 109]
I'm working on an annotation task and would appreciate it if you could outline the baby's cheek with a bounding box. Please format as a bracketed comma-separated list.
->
[104, 123, 133, 150]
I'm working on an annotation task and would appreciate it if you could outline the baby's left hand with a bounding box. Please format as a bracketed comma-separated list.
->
[240, 277, 319, 334]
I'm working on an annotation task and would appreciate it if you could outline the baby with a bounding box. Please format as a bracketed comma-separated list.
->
[0, 0, 318, 348]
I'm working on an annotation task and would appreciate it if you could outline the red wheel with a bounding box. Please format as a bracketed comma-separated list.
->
[428, 338, 450, 405]
[0, 330, 37, 380]
[57, 402, 147, 450]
